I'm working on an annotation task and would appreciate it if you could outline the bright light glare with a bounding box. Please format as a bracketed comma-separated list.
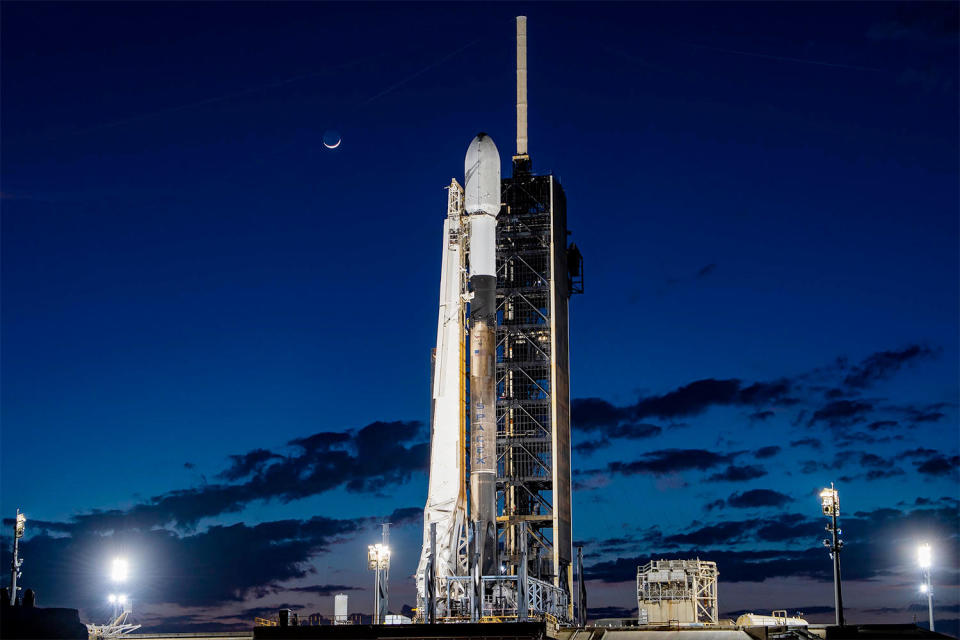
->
[117, 594, 128, 605]
[918, 544, 932, 568]
[920, 583, 929, 593]
[108, 594, 117, 604]
[367, 543, 391, 569]
[111, 557, 129, 582]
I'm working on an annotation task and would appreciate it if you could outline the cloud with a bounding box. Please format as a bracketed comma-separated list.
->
[889, 402, 951, 424]
[573, 378, 794, 430]
[575, 449, 764, 487]
[915, 455, 960, 477]
[609, 449, 738, 476]
[663, 521, 747, 546]
[1, 515, 362, 609]
[228, 604, 304, 620]
[586, 504, 958, 584]
[697, 263, 717, 278]
[706, 464, 767, 482]
[219, 448, 283, 481]
[286, 584, 362, 595]
[755, 446, 781, 459]
[573, 422, 663, 455]
[704, 499, 726, 512]
[0, 498, 423, 613]
[53, 421, 428, 531]
[808, 400, 873, 428]
[727, 489, 793, 508]
[842, 345, 936, 389]
[790, 437, 822, 449]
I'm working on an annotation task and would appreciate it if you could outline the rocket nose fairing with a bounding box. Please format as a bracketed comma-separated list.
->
[465, 133, 501, 577]
[465, 133, 501, 282]
[465, 133, 501, 217]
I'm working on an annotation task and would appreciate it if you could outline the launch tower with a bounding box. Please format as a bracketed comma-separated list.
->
[496, 16, 583, 605]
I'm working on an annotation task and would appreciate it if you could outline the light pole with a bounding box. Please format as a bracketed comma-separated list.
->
[918, 543, 934, 632]
[9, 510, 25, 606]
[108, 557, 130, 621]
[367, 538, 391, 624]
[819, 484, 844, 626]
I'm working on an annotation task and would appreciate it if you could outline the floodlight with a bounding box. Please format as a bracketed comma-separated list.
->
[111, 557, 129, 582]
[819, 487, 839, 516]
[108, 594, 117, 604]
[117, 594, 128, 605]
[920, 583, 928, 593]
[918, 544, 931, 569]
[367, 543, 390, 570]
[15, 512, 26, 539]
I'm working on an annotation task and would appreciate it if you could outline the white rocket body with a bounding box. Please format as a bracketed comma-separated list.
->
[464, 133, 500, 576]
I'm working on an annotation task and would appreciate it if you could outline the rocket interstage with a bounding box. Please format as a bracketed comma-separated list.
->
[465, 133, 501, 576]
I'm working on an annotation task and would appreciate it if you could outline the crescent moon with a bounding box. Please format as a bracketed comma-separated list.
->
[323, 138, 342, 149]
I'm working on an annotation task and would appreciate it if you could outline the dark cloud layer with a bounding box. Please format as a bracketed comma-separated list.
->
[727, 489, 793, 508]
[53, 421, 428, 532]
[707, 464, 767, 482]
[573, 379, 793, 430]
[2, 516, 359, 609]
[585, 503, 959, 585]
[572, 344, 945, 455]
[287, 584, 363, 595]
[1, 504, 421, 612]
[842, 345, 935, 389]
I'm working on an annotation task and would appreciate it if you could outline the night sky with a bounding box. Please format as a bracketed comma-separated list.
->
[2, 1, 958, 635]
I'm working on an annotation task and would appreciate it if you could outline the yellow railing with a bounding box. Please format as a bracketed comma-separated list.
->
[254, 617, 278, 627]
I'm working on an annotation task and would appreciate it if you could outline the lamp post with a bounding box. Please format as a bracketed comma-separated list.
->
[9, 510, 25, 606]
[918, 544, 934, 632]
[367, 539, 391, 624]
[819, 484, 844, 626]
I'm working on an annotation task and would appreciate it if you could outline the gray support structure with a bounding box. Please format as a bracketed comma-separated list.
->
[518, 522, 528, 621]
[577, 546, 586, 626]
[382, 523, 390, 622]
[8, 523, 22, 606]
[470, 522, 481, 622]
[428, 523, 437, 623]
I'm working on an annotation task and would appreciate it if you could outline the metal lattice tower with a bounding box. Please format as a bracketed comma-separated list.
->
[495, 161, 578, 605]
[493, 16, 583, 613]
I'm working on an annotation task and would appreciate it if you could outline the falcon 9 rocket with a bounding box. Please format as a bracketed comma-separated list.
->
[464, 132, 501, 577]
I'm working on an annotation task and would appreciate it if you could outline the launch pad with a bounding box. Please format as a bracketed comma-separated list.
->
[253, 622, 551, 640]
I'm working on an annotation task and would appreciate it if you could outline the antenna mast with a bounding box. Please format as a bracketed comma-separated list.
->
[514, 16, 530, 170]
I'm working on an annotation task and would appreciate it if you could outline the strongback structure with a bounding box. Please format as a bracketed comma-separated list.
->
[497, 153, 572, 592]
[496, 15, 582, 608]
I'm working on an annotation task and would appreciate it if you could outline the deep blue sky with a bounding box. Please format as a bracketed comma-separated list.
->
[2, 1, 958, 634]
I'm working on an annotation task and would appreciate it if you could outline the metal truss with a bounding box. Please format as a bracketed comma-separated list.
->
[441, 575, 570, 623]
